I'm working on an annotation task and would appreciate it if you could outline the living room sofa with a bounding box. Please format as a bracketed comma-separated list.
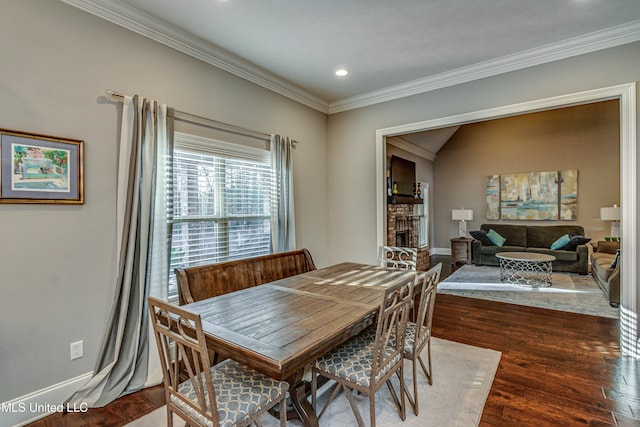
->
[590, 241, 620, 307]
[471, 224, 589, 274]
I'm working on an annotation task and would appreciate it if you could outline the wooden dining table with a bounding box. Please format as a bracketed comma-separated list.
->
[182, 262, 421, 427]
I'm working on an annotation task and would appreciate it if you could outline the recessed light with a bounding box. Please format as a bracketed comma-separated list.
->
[335, 69, 349, 77]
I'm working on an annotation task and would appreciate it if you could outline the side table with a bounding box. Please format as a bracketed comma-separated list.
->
[450, 237, 473, 267]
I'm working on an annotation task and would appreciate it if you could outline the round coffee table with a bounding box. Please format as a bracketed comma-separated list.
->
[495, 252, 556, 287]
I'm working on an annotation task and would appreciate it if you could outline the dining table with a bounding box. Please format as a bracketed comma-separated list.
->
[182, 261, 422, 427]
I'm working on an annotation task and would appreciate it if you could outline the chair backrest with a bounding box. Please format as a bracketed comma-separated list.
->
[370, 273, 415, 384]
[413, 263, 442, 350]
[148, 296, 218, 424]
[378, 246, 417, 270]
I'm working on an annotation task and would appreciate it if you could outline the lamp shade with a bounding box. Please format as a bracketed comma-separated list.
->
[600, 206, 621, 221]
[452, 209, 473, 221]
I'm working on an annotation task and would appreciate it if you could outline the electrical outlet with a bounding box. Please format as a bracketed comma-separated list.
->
[70, 340, 83, 360]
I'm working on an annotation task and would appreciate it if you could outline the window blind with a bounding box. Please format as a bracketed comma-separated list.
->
[168, 133, 273, 298]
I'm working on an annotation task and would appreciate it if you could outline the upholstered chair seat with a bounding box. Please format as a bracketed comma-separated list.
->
[311, 275, 415, 427]
[314, 327, 400, 389]
[148, 296, 288, 427]
[173, 359, 288, 427]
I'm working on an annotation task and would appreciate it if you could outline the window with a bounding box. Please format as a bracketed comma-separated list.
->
[167, 133, 273, 299]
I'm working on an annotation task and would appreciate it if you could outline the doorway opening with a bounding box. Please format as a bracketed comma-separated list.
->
[376, 83, 638, 357]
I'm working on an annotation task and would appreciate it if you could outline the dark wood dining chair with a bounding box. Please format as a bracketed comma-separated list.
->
[147, 296, 288, 427]
[310, 275, 415, 427]
[400, 262, 442, 415]
[378, 245, 418, 270]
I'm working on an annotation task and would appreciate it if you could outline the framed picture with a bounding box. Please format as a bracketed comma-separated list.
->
[0, 128, 84, 204]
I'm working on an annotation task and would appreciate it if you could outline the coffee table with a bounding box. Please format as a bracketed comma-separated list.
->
[495, 252, 556, 287]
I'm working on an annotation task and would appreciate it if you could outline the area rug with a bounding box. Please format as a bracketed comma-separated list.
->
[439, 264, 619, 319]
[124, 338, 500, 427]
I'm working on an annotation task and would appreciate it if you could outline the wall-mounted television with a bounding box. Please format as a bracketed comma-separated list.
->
[390, 155, 416, 197]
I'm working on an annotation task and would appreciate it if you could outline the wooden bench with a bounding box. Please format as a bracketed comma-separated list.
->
[175, 248, 317, 305]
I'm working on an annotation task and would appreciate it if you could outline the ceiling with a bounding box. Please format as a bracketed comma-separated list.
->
[64, 0, 640, 113]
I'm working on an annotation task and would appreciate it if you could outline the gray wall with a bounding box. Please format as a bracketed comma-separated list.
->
[2, 0, 640, 409]
[0, 1, 328, 402]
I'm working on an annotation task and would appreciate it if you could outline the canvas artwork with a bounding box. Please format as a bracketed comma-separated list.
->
[487, 169, 578, 220]
[560, 169, 578, 220]
[501, 171, 559, 220]
[485, 175, 500, 220]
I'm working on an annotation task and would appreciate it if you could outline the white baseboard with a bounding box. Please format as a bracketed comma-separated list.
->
[430, 247, 451, 256]
[1, 372, 92, 427]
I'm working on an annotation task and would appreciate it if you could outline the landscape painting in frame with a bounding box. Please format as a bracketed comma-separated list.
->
[485, 174, 500, 219]
[0, 129, 84, 204]
[560, 169, 578, 220]
[500, 171, 559, 220]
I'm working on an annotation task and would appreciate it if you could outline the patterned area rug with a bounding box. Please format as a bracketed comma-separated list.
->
[439, 264, 619, 318]
[124, 338, 500, 427]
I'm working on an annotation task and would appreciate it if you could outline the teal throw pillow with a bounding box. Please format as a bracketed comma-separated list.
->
[486, 229, 506, 247]
[550, 234, 571, 250]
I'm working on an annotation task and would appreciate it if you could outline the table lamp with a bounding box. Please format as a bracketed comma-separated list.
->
[452, 208, 473, 237]
[600, 205, 621, 239]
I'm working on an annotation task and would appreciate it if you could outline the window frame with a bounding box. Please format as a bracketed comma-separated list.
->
[167, 132, 273, 300]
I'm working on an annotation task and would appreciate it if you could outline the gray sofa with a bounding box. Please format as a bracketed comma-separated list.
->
[471, 224, 589, 274]
[590, 241, 620, 307]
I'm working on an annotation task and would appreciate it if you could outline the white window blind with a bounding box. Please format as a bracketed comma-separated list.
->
[168, 132, 272, 298]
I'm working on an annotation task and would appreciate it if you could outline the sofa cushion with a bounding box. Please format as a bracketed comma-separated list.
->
[550, 234, 571, 250]
[470, 229, 494, 246]
[595, 240, 620, 254]
[481, 245, 525, 256]
[486, 229, 506, 246]
[525, 247, 577, 261]
[480, 224, 527, 247]
[526, 225, 585, 248]
[591, 252, 616, 283]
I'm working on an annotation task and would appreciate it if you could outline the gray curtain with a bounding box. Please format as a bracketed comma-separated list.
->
[67, 95, 174, 407]
[270, 134, 296, 252]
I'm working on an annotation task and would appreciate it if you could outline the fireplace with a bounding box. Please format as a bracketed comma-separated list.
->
[387, 202, 430, 270]
[396, 231, 409, 247]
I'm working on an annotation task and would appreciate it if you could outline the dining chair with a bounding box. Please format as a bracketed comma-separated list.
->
[311, 275, 415, 427]
[378, 245, 417, 270]
[147, 296, 288, 427]
[400, 262, 442, 416]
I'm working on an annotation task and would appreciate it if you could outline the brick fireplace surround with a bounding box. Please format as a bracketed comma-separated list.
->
[387, 202, 430, 270]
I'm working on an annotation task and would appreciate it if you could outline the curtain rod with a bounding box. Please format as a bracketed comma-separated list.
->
[105, 89, 299, 147]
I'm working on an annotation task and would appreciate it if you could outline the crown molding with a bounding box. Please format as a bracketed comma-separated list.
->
[60, 1, 640, 116]
[386, 136, 436, 161]
[59, 0, 330, 113]
[329, 20, 640, 114]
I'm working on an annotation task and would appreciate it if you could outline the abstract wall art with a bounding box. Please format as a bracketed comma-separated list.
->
[486, 169, 578, 220]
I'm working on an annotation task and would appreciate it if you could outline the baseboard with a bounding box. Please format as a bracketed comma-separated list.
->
[430, 247, 451, 256]
[1, 371, 92, 427]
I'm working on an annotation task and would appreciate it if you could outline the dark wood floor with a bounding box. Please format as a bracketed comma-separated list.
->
[30, 256, 639, 426]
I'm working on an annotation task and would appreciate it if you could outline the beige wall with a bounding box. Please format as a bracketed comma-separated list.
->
[0, 0, 328, 404]
[433, 100, 620, 249]
[327, 43, 640, 268]
[326, 42, 640, 357]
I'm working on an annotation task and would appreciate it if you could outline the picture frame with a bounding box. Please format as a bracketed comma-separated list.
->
[0, 128, 84, 204]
